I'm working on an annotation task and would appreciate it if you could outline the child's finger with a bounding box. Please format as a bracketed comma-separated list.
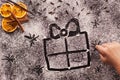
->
[99, 54, 106, 62]
[95, 45, 107, 56]
[112, 41, 119, 44]
[101, 43, 111, 47]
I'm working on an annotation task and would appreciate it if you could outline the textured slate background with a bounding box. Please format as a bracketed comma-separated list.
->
[0, 0, 120, 80]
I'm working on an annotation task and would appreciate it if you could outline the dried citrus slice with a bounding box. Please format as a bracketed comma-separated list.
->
[0, 3, 13, 17]
[2, 18, 18, 32]
[12, 2, 27, 18]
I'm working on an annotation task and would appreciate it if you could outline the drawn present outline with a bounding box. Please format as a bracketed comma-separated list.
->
[43, 18, 90, 71]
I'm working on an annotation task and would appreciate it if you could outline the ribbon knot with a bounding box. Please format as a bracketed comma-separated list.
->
[49, 18, 81, 39]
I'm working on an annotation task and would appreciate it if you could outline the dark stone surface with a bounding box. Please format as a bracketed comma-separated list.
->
[0, 0, 120, 80]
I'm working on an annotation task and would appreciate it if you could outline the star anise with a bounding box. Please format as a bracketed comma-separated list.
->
[24, 33, 39, 47]
[32, 65, 43, 75]
[2, 54, 15, 63]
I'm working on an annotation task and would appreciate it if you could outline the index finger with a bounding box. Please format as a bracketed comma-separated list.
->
[95, 45, 107, 56]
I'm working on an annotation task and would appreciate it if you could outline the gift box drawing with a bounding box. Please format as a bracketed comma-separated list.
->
[43, 18, 90, 71]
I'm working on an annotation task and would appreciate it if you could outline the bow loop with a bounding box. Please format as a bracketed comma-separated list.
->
[49, 24, 61, 39]
[66, 18, 80, 37]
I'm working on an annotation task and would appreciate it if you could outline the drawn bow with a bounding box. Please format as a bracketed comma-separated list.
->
[49, 18, 81, 39]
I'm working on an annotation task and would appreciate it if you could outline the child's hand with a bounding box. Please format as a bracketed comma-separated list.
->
[96, 42, 120, 74]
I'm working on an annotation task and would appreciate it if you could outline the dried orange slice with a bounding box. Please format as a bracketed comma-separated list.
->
[0, 3, 13, 18]
[2, 18, 18, 32]
[12, 2, 27, 18]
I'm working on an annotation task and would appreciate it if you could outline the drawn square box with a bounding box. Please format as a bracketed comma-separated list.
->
[43, 18, 90, 71]
[46, 38, 66, 55]
[67, 34, 87, 51]
[48, 54, 68, 69]
[69, 52, 88, 67]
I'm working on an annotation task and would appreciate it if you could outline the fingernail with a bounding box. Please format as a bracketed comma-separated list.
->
[95, 45, 102, 50]
[95, 45, 99, 48]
